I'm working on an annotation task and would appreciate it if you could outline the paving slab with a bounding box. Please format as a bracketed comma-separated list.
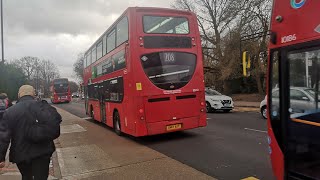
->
[57, 144, 118, 177]
[61, 124, 87, 134]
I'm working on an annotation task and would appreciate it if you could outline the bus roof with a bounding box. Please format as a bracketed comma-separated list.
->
[133, 6, 193, 15]
[53, 78, 68, 83]
[54, 78, 68, 81]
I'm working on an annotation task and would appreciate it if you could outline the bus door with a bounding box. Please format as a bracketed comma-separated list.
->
[269, 46, 320, 179]
[99, 82, 107, 124]
[285, 47, 320, 179]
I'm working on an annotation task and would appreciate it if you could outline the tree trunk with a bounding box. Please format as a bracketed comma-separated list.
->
[255, 23, 268, 95]
[255, 71, 263, 94]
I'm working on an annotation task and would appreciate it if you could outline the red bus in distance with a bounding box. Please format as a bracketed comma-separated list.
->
[268, 0, 320, 179]
[50, 78, 71, 104]
[83, 7, 206, 137]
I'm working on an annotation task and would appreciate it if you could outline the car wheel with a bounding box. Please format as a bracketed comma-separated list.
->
[206, 102, 212, 113]
[261, 106, 267, 119]
[114, 111, 122, 136]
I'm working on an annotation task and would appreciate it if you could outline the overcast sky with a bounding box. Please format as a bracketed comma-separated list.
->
[3, 0, 174, 82]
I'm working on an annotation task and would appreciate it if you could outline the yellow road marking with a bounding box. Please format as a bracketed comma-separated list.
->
[241, 177, 259, 180]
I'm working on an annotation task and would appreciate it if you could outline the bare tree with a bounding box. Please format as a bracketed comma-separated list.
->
[13, 57, 60, 97]
[240, 0, 272, 94]
[39, 60, 60, 96]
[73, 53, 84, 81]
[173, 0, 253, 92]
[69, 81, 79, 93]
[173, 0, 272, 94]
[13, 56, 40, 81]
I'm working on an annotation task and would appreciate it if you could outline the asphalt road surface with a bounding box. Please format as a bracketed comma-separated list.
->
[53, 99, 274, 180]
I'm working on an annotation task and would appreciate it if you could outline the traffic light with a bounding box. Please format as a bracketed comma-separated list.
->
[242, 51, 251, 77]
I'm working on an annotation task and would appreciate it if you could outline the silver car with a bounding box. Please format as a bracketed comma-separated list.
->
[260, 87, 319, 119]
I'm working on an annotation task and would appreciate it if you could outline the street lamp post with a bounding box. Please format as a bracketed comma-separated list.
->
[1, 0, 4, 64]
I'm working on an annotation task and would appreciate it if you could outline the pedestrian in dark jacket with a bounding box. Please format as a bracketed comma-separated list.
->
[0, 85, 61, 180]
[0, 93, 12, 119]
[0, 93, 13, 107]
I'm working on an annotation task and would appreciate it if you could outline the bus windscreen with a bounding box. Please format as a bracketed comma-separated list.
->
[141, 52, 196, 90]
[54, 79, 69, 93]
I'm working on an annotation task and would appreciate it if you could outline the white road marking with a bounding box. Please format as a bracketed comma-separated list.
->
[206, 118, 211, 120]
[81, 117, 91, 120]
[244, 128, 267, 133]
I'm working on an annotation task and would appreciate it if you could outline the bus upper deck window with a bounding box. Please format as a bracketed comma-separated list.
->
[143, 16, 189, 34]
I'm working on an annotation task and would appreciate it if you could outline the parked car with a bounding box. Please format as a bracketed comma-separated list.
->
[260, 96, 267, 119]
[205, 88, 234, 113]
[260, 87, 320, 119]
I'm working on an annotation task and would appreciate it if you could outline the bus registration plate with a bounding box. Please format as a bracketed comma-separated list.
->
[166, 124, 182, 131]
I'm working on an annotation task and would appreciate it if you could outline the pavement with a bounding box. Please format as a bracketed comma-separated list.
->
[233, 101, 260, 112]
[0, 106, 215, 180]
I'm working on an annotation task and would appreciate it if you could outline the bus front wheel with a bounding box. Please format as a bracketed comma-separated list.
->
[113, 111, 122, 136]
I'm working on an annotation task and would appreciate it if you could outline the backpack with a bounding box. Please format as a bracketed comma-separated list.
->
[25, 100, 62, 143]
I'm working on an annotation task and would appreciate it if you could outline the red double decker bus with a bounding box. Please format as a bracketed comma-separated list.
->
[83, 7, 206, 137]
[268, 0, 320, 179]
[50, 78, 71, 104]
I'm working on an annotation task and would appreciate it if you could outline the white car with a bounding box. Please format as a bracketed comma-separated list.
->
[260, 96, 267, 119]
[260, 87, 320, 119]
[205, 88, 234, 113]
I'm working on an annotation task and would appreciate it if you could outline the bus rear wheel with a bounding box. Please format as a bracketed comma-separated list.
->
[113, 111, 122, 136]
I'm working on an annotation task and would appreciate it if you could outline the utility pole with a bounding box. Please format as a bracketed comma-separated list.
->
[1, 0, 4, 65]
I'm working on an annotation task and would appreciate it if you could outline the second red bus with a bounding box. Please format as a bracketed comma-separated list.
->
[83, 7, 207, 137]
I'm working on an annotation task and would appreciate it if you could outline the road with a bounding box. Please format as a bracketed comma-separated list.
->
[53, 100, 274, 180]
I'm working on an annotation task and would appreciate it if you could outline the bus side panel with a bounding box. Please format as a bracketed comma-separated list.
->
[127, 11, 147, 136]
[122, 29, 137, 134]
[120, 94, 136, 135]
[94, 101, 102, 122]
[133, 96, 148, 137]
[106, 102, 113, 127]
[198, 92, 207, 127]
[107, 102, 135, 135]
[122, 85, 137, 134]
[268, 128, 284, 180]
[90, 100, 101, 122]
